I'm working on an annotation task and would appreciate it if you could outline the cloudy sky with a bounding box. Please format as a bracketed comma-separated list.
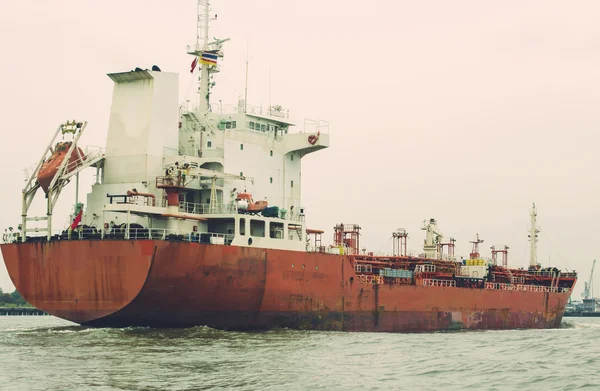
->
[1, 0, 599, 298]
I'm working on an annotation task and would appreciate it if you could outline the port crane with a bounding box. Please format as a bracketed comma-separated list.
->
[581, 259, 596, 300]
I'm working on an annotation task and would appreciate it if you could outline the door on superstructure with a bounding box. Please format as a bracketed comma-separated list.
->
[178, 193, 187, 212]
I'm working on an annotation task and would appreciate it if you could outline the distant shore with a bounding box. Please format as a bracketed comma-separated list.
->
[564, 311, 600, 317]
[0, 307, 47, 316]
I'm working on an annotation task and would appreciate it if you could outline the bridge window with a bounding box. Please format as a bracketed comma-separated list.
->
[231, 121, 237, 129]
[226, 122, 232, 129]
[261, 124, 266, 132]
[270, 222, 284, 239]
[239, 218, 246, 235]
[290, 154, 294, 161]
[250, 220, 265, 237]
[206, 218, 235, 244]
[249, 122, 255, 130]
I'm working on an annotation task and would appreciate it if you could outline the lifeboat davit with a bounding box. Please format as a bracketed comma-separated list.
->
[37, 142, 86, 193]
[235, 192, 268, 213]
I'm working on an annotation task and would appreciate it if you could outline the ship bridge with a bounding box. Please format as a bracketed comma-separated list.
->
[178, 100, 329, 213]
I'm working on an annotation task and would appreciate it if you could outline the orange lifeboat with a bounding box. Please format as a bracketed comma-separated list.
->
[235, 192, 268, 213]
[247, 200, 268, 213]
[37, 142, 86, 193]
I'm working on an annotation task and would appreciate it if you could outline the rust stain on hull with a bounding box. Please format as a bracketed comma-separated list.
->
[1, 240, 570, 332]
[1, 240, 154, 323]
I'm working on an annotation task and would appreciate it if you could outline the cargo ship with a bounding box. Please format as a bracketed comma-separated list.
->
[0, 1, 577, 332]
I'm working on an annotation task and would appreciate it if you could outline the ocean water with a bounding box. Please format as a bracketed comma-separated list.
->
[0, 316, 598, 391]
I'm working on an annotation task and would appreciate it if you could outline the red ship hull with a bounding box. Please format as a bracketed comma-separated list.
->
[0, 240, 570, 331]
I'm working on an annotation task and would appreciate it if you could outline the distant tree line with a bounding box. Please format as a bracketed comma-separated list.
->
[0, 288, 31, 307]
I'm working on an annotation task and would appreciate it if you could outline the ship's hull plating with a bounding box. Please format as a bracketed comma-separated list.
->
[1, 240, 569, 332]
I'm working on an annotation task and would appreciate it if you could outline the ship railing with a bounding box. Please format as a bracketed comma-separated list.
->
[485, 282, 570, 293]
[2, 230, 21, 244]
[63, 146, 105, 171]
[301, 119, 329, 135]
[422, 279, 456, 288]
[527, 270, 577, 278]
[23, 163, 38, 183]
[419, 252, 459, 262]
[16, 227, 234, 245]
[415, 264, 436, 274]
[417, 252, 461, 262]
[243, 103, 291, 119]
[179, 202, 237, 215]
[177, 201, 305, 222]
[190, 102, 292, 119]
[128, 229, 233, 245]
[357, 275, 383, 285]
[21, 145, 106, 183]
[306, 245, 328, 253]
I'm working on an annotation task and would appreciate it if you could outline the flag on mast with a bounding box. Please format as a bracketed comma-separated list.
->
[200, 52, 218, 65]
[70, 210, 83, 230]
[190, 56, 198, 73]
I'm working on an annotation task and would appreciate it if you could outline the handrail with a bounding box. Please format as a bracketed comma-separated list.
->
[21, 146, 105, 184]
[485, 282, 570, 293]
[178, 201, 305, 222]
[423, 279, 456, 288]
[2, 227, 234, 245]
[179, 202, 237, 215]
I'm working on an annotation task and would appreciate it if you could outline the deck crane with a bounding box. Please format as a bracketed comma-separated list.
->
[421, 218, 443, 258]
[164, 162, 254, 213]
[581, 259, 596, 300]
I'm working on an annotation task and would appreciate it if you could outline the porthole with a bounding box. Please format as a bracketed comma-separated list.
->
[316, 265, 319, 270]
[291, 264, 295, 268]
[248, 238, 253, 245]
[302, 264, 305, 269]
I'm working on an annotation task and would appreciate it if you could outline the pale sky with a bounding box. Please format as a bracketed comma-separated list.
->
[1, 0, 599, 298]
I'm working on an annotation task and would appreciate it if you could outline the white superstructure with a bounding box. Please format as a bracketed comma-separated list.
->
[72, 0, 329, 251]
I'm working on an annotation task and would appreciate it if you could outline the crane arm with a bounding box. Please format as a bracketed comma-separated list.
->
[190, 167, 254, 183]
[165, 163, 254, 184]
[582, 259, 596, 299]
[588, 260, 596, 293]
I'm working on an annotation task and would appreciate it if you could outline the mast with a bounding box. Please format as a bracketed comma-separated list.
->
[528, 202, 540, 267]
[244, 53, 248, 113]
[469, 233, 484, 260]
[188, 0, 230, 115]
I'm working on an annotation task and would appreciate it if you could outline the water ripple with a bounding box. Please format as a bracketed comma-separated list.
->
[0, 316, 598, 390]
